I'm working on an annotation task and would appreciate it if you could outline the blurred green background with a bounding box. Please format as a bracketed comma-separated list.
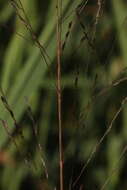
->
[0, 0, 127, 189]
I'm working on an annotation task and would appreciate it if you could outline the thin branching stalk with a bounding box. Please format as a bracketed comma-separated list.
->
[92, 0, 103, 42]
[73, 96, 127, 187]
[56, 0, 63, 189]
[100, 145, 127, 190]
[10, 0, 50, 67]
[62, 0, 89, 52]
[0, 119, 31, 168]
[25, 99, 49, 179]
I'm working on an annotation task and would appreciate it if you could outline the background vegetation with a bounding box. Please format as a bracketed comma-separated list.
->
[0, 0, 127, 189]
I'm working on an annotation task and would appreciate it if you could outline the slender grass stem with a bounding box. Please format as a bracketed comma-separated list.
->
[56, 0, 63, 189]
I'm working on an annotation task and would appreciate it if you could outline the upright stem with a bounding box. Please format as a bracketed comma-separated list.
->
[56, 0, 63, 190]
